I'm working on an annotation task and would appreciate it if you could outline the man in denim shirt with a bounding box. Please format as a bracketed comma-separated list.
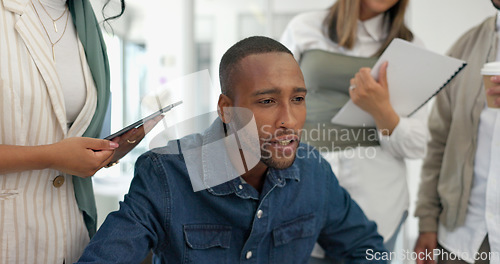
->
[77, 36, 387, 264]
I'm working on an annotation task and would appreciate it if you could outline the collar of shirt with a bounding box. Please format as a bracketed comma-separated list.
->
[207, 164, 301, 199]
[357, 13, 389, 42]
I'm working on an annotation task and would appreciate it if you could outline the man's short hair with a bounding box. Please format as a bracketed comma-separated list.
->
[219, 36, 293, 99]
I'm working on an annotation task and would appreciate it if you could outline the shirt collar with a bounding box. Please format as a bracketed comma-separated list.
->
[208, 163, 301, 199]
[358, 13, 388, 42]
[199, 118, 243, 191]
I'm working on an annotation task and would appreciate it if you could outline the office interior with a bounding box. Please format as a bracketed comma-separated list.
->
[89, 0, 496, 263]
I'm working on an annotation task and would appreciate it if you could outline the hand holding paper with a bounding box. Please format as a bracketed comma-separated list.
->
[331, 38, 467, 127]
[349, 61, 400, 135]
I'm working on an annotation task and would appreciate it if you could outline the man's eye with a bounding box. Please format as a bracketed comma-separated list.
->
[259, 99, 275, 104]
[293, 96, 305, 102]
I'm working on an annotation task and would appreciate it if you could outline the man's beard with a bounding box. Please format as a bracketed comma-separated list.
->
[260, 152, 297, 170]
[259, 142, 299, 170]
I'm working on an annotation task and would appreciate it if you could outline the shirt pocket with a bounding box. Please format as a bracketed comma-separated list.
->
[271, 213, 316, 264]
[183, 224, 231, 264]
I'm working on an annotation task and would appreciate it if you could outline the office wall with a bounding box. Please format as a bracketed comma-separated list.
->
[408, 0, 496, 54]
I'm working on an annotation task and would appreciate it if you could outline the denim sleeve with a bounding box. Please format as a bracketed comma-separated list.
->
[317, 160, 388, 263]
[76, 152, 169, 263]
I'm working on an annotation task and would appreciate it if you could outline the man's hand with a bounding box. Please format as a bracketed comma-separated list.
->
[486, 75, 500, 106]
[414, 232, 438, 264]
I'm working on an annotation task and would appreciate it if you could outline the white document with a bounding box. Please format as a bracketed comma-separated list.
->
[331, 38, 466, 127]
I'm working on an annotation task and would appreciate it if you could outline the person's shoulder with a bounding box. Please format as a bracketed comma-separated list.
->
[461, 15, 496, 39]
[410, 34, 425, 49]
[287, 10, 329, 30]
[448, 15, 495, 57]
[294, 142, 326, 167]
[293, 143, 338, 184]
[136, 133, 202, 169]
[290, 10, 329, 22]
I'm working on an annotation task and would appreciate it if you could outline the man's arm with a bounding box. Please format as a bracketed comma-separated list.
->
[413, 78, 454, 264]
[318, 161, 387, 263]
[77, 153, 168, 263]
[414, 83, 452, 232]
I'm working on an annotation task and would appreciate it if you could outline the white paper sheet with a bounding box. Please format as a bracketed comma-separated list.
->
[331, 38, 466, 127]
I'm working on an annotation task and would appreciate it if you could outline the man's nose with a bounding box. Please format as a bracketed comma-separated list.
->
[276, 103, 297, 128]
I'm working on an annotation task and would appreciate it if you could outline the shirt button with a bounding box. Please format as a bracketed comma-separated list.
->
[238, 185, 243, 190]
[246, 251, 252, 259]
[257, 210, 263, 219]
[53, 175, 65, 188]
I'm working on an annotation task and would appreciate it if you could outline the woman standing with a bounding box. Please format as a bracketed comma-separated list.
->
[0, 0, 124, 262]
[280, 0, 428, 259]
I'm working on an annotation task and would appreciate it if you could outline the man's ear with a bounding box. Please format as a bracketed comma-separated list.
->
[218, 94, 233, 124]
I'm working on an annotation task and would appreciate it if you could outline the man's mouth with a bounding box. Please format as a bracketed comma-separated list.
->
[259, 133, 300, 160]
[268, 134, 299, 147]
[278, 139, 293, 145]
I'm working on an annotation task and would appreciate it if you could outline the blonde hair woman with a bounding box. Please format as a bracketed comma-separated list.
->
[326, 0, 414, 56]
[281, 0, 428, 262]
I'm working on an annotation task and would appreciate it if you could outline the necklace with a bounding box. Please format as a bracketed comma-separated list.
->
[36, 0, 68, 32]
[31, 1, 70, 61]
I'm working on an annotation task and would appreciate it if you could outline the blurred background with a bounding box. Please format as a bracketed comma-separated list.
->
[89, 0, 497, 263]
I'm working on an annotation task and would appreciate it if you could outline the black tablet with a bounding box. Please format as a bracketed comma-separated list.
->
[104, 100, 183, 140]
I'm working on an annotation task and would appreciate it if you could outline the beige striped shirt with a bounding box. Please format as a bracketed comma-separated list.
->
[1, 0, 98, 262]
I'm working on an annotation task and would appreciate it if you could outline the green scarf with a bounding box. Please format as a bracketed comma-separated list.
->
[68, 0, 111, 238]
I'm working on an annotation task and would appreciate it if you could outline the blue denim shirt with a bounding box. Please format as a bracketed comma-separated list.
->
[77, 120, 387, 264]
